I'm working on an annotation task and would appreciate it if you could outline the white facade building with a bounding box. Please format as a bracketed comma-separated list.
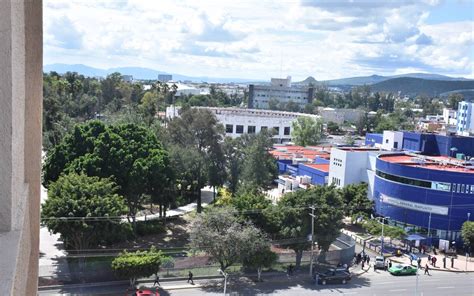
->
[168, 83, 201, 97]
[318, 107, 365, 124]
[456, 101, 474, 136]
[381, 131, 403, 151]
[442, 108, 457, 125]
[166, 106, 320, 143]
[248, 76, 314, 109]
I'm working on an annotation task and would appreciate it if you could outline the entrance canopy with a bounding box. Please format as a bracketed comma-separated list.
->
[405, 234, 426, 241]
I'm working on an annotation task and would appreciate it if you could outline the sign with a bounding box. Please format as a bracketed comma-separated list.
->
[380, 194, 449, 216]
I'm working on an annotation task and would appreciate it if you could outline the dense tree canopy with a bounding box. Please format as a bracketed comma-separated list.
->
[42, 121, 171, 226]
[189, 206, 270, 271]
[265, 186, 345, 267]
[41, 173, 127, 250]
[291, 117, 323, 146]
[461, 221, 474, 253]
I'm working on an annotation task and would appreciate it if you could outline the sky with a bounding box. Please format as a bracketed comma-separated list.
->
[43, 0, 474, 81]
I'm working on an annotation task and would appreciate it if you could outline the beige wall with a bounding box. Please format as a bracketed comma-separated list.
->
[0, 0, 42, 295]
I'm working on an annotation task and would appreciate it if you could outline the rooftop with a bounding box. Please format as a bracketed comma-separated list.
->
[271, 145, 331, 160]
[300, 163, 330, 173]
[378, 154, 474, 174]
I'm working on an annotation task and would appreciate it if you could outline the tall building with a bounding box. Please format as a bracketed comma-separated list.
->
[248, 76, 314, 109]
[158, 74, 172, 82]
[456, 101, 474, 136]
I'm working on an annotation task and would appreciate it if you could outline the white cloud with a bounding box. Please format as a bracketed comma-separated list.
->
[43, 0, 473, 80]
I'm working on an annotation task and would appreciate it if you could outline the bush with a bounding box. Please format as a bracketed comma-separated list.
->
[136, 219, 166, 236]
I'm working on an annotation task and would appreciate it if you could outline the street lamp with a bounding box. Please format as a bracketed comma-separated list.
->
[309, 206, 316, 277]
[218, 269, 228, 295]
[374, 216, 390, 256]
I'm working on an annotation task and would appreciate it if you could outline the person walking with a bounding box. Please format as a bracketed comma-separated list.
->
[366, 255, 370, 265]
[432, 256, 437, 267]
[187, 271, 194, 284]
[451, 257, 454, 268]
[424, 263, 430, 275]
[417, 257, 422, 269]
[153, 274, 160, 286]
[361, 260, 365, 270]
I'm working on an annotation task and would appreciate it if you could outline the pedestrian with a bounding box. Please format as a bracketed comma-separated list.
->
[428, 254, 431, 262]
[443, 257, 446, 268]
[289, 264, 294, 276]
[343, 263, 348, 271]
[361, 260, 365, 270]
[187, 271, 194, 284]
[451, 257, 454, 268]
[417, 258, 422, 269]
[432, 256, 437, 267]
[366, 255, 370, 265]
[153, 274, 160, 286]
[424, 263, 430, 275]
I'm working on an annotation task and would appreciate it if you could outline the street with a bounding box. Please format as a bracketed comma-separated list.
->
[38, 269, 474, 295]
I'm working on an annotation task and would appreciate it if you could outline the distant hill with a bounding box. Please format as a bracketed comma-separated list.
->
[294, 73, 470, 86]
[371, 77, 474, 97]
[43, 63, 261, 83]
[294, 76, 318, 85]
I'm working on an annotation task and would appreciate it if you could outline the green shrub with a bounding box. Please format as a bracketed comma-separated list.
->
[136, 220, 165, 236]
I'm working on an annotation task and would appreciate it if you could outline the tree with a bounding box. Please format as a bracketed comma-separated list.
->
[112, 247, 168, 287]
[326, 121, 340, 134]
[447, 93, 464, 110]
[461, 221, 474, 253]
[189, 206, 269, 271]
[41, 173, 127, 250]
[266, 186, 345, 267]
[43, 121, 171, 229]
[339, 183, 373, 222]
[240, 131, 278, 190]
[291, 117, 323, 146]
[242, 244, 278, 281]
[166, 108, 225, 212]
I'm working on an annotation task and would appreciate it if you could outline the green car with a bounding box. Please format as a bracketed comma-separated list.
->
[388, 264, 418, 276]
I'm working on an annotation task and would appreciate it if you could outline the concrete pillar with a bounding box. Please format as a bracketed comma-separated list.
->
[0, 0, 42, 295]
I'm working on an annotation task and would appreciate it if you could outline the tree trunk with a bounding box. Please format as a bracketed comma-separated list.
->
[197, 187, 202, 213]
[130, 277, 136, 288]
[257, 267, 262, 282]
[159, 203, 163, 218]
[295, 249, 303, 269]
[213, 186, 216, 201]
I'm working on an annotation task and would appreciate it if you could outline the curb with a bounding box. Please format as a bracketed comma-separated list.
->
[38, 275, 223, 291]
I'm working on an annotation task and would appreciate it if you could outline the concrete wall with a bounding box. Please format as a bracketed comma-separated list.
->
[0, 0, 42, 294]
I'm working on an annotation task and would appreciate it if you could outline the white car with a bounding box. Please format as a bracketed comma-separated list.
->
[374, 256, 386, 270]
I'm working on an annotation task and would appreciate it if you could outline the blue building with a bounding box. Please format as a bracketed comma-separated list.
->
[373, 153, 474, 243]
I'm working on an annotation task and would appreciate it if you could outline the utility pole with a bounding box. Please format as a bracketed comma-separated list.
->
[309, 205, 316, 277]
[427, 212, 432, 250]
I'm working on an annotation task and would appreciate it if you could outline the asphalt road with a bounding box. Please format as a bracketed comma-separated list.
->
[39, 269, 474, 296]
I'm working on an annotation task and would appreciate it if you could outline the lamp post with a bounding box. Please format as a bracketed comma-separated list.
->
[427, 212, 432, 250]
[375, 216, 390, 256]
[466, 212, 471, 272]
[218, 269, 228, 295]
[309, 206, 316, 277]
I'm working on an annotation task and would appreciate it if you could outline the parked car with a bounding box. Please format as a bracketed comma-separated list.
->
[374, 256, 386, 270]
[388, 264, 417, 276]
[316, 270, 352, 285]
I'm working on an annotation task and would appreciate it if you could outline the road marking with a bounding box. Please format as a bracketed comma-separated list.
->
[389, 289, 407, 292]
[437, 286, 455, 289]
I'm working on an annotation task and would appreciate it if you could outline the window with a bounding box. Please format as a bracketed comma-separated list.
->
[394, 141, 398, 149]
[273, 127, 280, 134]
[284, 127, 290, 135]
[248, 125, 256, 134]
[225, 124, 233, 133]
[385, 139, 389, 143]
[236, 125, 244, 134]
[376, 170, 451, 192]
[261, 126, 268, 132]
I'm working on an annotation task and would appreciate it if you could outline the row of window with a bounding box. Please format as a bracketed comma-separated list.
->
[332, 158, 343, 167]
[376, 170, 474, 194]
[331, 177, 341, 186]
[225, 124, 291, 135]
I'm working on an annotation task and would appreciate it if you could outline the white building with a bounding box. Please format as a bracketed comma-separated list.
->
[166, 106, 320, 143]
[442, 108, 457, 126]
[248, 76, 314, 109]
[168, 83, 201, 97]
[456, 101, 474, 136]
[318, 107, 364, 124]
[328, 147, 386, 200]
[381, 131, 403, 151]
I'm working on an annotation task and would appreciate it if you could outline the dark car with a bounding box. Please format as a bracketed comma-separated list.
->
[316, 270, 352, 285]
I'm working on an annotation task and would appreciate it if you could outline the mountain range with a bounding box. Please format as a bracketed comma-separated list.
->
[44, 63, 474, 97]
[43, 64, 261, 84]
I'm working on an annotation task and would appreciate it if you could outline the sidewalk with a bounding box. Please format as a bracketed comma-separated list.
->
[388, 252, 474, 272]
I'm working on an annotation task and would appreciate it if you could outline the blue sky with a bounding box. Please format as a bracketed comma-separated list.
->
[43, 0, 473, 80]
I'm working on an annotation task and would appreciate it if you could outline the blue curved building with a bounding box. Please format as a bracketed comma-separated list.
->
[374, 154, 474, 243]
